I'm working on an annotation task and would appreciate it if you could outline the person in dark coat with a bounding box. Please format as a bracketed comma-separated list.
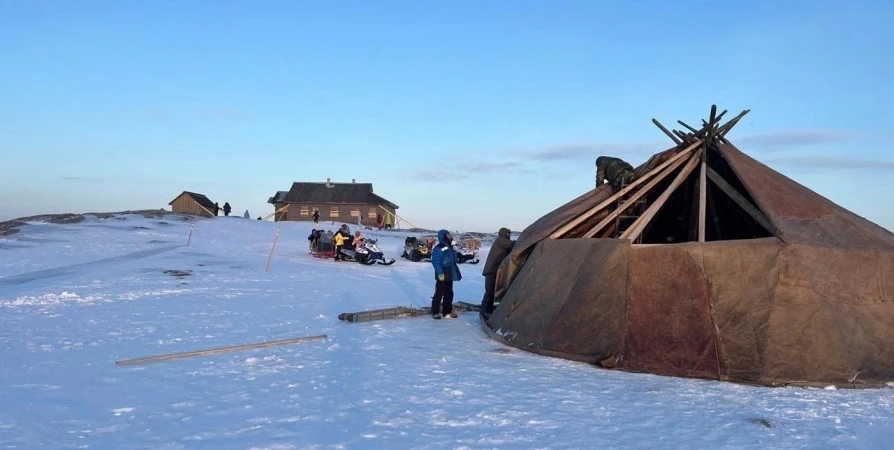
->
[430, 229, 462, 319]
[214, 202, 220, 216]
[312, 210, 320, 224]
[481, 227, 515, 314]
[596, 156, 637, 193]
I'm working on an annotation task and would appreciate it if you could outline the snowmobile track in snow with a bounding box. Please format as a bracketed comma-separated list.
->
[0, 244, 181, 286]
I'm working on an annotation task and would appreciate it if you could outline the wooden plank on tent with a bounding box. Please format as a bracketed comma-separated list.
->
[621, 152, 701, 242]
[550, 139, 703, 239]
[582, 151, 693, 238]
[699, 105, 717, 243]
[705, 167, 775, 234]
[652, 118, 682, 145]
[698, 155, 707, 242]
[115, 334, 327, 366]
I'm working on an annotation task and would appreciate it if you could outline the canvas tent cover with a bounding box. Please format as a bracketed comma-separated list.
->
[486, 107, 894, 388]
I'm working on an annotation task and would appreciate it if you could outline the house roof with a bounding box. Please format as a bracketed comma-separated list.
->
[267, 191, 288, 204]
[276, 182, 399, 209]
[168, 191, 216, 210]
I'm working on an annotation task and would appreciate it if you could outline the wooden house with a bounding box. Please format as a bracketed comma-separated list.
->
[267, 178, 399, 227]
[168, 191, 217, 217]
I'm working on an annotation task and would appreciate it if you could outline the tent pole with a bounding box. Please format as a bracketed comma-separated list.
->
[698, 105, 718, 242]
[621, 152, 701, 242]
[698, 152, 707, 242]
[550, 139, 703, 239]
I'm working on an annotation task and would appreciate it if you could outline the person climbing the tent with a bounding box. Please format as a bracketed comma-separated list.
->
[595, 156, 638, 194]
[482, 227, 515, 315]
[431, 229, 462, 319]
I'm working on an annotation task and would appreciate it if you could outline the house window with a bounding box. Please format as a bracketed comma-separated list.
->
[350, 208, 360, 217]
[299, 206, 309, 216]
[329, 207, 339, 218]
[368, 208, 377, 218]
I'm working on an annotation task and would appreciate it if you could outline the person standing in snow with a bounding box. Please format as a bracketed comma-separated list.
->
[353, 230, 365, 250]
[243, 210, 250, 218]
[481, 227, 515, 315]
[223, 202, 232, 216]
[430, 229, 462, 319]
[332, 224, 350, 261]
[214, 202, 220, 216]
[312, 209, 320, 224]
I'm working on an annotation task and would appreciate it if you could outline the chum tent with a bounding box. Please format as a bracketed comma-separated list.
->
[483, 106, 894, 388]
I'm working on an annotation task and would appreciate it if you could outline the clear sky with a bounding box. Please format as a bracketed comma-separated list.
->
[2, 0, 893, 232]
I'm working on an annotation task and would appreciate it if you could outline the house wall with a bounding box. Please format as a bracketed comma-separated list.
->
[281, 203, 397, 227]
[273, 202, 288, 221]
[171, 195, 214, 217]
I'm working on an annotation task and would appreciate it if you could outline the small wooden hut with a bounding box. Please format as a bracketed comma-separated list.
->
[168, 191, 217, 217]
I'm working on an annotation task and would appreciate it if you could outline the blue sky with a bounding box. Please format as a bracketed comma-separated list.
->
[1, 0, 893, 232]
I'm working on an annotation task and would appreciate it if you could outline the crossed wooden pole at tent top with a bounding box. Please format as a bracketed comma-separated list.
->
[550, 105, 750, 242]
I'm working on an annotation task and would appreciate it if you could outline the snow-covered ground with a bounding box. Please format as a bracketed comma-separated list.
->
[1, 213, 892, 449]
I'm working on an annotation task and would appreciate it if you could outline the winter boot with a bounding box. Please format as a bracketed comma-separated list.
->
[433, 313, 442, 320]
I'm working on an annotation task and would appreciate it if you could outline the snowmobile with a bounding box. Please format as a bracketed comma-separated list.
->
[454, 242, 480, 264]
[337, 237, 396, 265]
[401, 236, 432, 262]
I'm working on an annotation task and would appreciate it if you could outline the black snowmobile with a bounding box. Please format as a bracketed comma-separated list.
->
[401, 236, 432, 262]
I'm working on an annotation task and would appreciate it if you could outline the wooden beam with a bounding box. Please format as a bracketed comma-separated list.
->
[698, 105, 718, 242]
[705, 166, 775, 234]
[677, 120, 699, 134]
[698, 155, 707, 242]
[717, 109, 750, 137]
[582, 151, 692, 238]
[550, 140, 704, 239]
[688, 170, 700, 241]
[115, 334, 328, 366]
[378, 205, 418, 229]
[620, 152, 701, 241]
[652, 118, 682, 145]
[263, 204, 289, 221]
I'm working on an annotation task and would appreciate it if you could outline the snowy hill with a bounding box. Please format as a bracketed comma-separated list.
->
[1, 212, 893, 449]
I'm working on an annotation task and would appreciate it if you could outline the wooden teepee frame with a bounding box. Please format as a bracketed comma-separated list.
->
[551, 105, 772, 242]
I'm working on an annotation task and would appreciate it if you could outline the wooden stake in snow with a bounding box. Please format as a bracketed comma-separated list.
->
[115, 334, 328, 366]
[265, 226, 280, 272]
[186, 223, 195, 246]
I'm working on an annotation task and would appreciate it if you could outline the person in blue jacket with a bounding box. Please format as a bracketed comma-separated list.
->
[430, 229, 462, 319]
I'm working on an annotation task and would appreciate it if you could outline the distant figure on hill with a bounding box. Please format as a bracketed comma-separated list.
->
[312, 210, 319, 224]
[214, 202, 220, 216]
[431, 229, 462, 319]
[481, 227, 515, 315]
[223, 202, 231, 216]
[243, 210, 250, 218]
